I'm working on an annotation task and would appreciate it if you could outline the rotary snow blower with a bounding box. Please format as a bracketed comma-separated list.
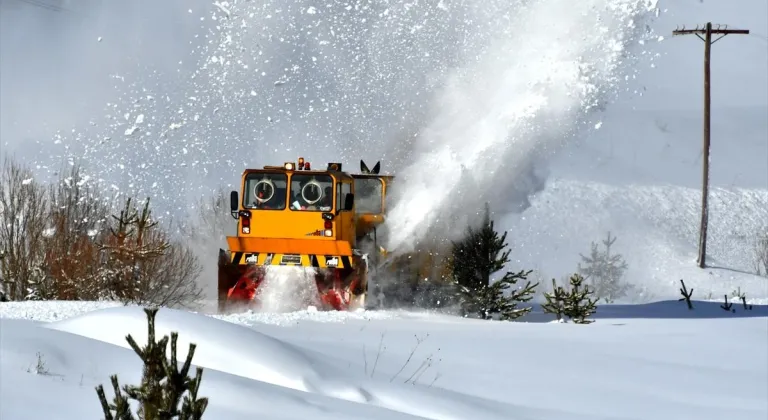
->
[217, 158, 394, 313]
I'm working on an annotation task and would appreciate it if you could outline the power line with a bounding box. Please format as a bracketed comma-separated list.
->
[10, 0, 82, 13]
[672, 22, 750, 269]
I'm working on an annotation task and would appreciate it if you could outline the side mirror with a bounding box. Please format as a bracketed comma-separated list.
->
[344, 193, 354, 211]
[229, 191, 239, 218]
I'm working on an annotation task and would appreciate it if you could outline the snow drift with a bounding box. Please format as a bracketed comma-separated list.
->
[1, 301, 767, 420]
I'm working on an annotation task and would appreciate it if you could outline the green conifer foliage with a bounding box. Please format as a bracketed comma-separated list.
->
[451, 203, 538, 320]
[541, 278, 567, 322]
[542, 274, 598, 324]
[96, 307, 209, 420]
[563, 274, 598, 324]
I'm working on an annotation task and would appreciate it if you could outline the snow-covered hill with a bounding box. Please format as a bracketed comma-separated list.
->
[494, 0, 768, 300]
[1, 301, 766, 420]
[504, 179, 768, 302]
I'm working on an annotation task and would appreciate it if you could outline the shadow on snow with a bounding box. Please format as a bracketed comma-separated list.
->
[520, 299, 768, 323]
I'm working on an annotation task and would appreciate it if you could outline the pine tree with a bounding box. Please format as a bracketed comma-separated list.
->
[541, 278, 567, 322]
[96, 307, 209, 420]
[563, 274, 598, 324]
[577, 231, 629, 303]
[542, 275, 598, 324]
[451, 203, 538, 320]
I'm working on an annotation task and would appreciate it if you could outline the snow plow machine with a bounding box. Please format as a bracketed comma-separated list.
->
[217, 158, 393, 312]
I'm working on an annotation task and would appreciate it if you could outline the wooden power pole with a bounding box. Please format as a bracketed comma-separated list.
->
[672, 22, 749, 269]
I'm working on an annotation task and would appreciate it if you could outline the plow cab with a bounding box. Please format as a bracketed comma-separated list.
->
[352, 160, 394, 243]
[218, 158, 393, 313]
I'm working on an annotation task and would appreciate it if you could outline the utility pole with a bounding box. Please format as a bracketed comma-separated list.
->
[672, 22, 749, 269]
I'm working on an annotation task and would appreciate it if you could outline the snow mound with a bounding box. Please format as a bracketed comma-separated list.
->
[46, 306, 344, 392]
[0, 300, 123, 322]
[2, 301, 767, 420]
[43, 305, 517, 420]
[0, 317, 486, 420]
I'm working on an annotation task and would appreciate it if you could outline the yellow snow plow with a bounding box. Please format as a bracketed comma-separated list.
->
[217, 158, 393, 312]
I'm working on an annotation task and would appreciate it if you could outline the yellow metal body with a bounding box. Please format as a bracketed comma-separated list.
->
[226, 165, 359, 267]
[218, 158, 458, 311]
[217, 159, 402, 311]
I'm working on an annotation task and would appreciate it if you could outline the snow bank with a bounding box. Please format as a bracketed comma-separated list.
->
[47, 306, 337, 392]
[43, 305, 518, 420]
[0, 318, 448, 420]
[1, 301, 767, 420]
[0, 300, 123, 322]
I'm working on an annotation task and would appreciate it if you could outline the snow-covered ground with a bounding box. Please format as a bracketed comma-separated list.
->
[1, 1, 766, 417]
[1, 301, 766, 420]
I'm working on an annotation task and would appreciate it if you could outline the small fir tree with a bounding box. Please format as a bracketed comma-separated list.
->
[578, 231, 630, 303]
[450, 203, 538, 320]
[563, 274, 598, 324]
[542, 274, 598, 324]
[96, 307, 208, 420]
[541, 278, 567, 322]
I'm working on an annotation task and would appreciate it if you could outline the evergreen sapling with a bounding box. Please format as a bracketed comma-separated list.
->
[563, 274, 598, 324]
[541, 278, 567, 322]
[577, 231, 630, 303]
[96, 307, 209, 420]
[541, 274, 598, 324]
[450, 203, 538, 320]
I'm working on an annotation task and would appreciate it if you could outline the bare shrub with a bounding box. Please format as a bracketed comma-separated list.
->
[97, 197, 204, 308]
[43, 163, 112, 300]
[0, 156, 204, 306]
[754, 228, 768, 277]
[140, 241, 204, 308]
[0, 157, 51, 300]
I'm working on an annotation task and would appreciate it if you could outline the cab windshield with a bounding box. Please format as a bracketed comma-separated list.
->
[290, 173, 334, 211]
[354, 177, 383, 214]
[243, 172, 287, 210]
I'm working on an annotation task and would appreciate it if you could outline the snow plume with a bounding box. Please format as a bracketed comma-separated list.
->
[257, 266, 323, 312]
[10, 0, 650, 213]
[7, 0, 657, 239]
[382, 0, 662, 254]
